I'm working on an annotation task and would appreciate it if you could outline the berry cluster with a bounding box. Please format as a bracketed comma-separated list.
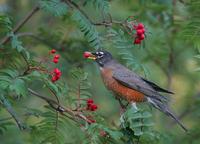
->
[51, 68, 62, 82]
[133, 23, 146, 44]
[49, 49, 62, 83]
[86, 99, 98, 111]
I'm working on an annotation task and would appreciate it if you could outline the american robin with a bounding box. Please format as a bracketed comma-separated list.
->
[84, 50, 187, 132]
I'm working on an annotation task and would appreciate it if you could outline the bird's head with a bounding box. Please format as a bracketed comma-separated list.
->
[84, 50, 113, 67]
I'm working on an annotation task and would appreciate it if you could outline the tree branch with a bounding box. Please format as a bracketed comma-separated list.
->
[28, 88, 93, 124]
[0, 5, 40, 46]
[0, 95, 25, 130]
[64, 0, 125, 28]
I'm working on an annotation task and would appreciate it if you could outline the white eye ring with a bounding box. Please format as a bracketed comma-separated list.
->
[99, 52, 104, 55]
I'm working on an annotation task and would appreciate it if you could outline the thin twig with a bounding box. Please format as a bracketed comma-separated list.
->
[47, 87, 60, 132]
[28, 88, 93, 124]
[65, 0, 125, 28]
[0, 95, 25, 130]
[0, 5, 40, 45]
[77, 83, 81, 109]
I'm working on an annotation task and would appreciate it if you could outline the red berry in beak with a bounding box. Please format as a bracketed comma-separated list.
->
[83, 52, 91, 58]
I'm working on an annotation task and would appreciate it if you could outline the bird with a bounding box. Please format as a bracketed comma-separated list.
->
[84, 50, 187, 132]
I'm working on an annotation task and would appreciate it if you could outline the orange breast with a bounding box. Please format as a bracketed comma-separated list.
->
[100, 68, 145, 102]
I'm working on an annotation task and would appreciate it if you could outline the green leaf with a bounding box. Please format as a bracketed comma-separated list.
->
[39, 0, 68, 17]
[121, 107, 154, 137]
[0, 93, 24, 130]
[0, 69, 28, 97]
[134, 127, 143, 136]
[0, 15, 12, 32]
[9, 78, 27, 97]
[45, 80, 59, 95]
[10, 33, 24, 52]
[31, 107, 71, 144]
[72, 10, 100, 49]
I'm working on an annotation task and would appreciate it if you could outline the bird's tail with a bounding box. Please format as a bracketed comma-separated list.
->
[147, 97, 188, 132]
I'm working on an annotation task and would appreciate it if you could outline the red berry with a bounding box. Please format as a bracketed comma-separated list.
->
[134, 38, 141, 44]
[137, 23, 144, 29]
[53, 58, 59, 63]
[50, 49, 56, 54]
[57, 72, 62, 78]
[51, 76, 59, 82]
[136, 29, 143, 35]
[141, 28, 145, 33]
[91, 104, 97, 110]
[54, 54, 60, 59]
[54, 68, 60, 74]
[90, 104, 98, 111]
[87, 99, 94, 104]
[138, 34, 145, 40]
[83, 52, 91, 58]
[87, 102, 92, 107]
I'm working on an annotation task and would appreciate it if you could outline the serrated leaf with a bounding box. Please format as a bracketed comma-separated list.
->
[0, 69, 18, 78]
[72, 10, 100, 49]
[0, 15, 12, 32]
[134, 127, 143, 136]
[46, 80, 59, 94]
[142, 111, 152, 118]
[39, 0, 68, 17]
[9, 78, 27, 97]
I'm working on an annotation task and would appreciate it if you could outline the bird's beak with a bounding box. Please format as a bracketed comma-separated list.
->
[83, 51, 96, 60]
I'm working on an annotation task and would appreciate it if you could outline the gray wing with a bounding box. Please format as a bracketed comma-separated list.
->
[112, 64, 168, 102]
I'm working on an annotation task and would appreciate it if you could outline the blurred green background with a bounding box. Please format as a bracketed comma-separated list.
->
[0, 0, 200, 144]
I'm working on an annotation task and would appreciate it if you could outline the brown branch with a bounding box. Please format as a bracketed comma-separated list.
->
[65, 0, 92, 23]
[28, 88, 93, 124]
[64, 0, 125, 28]
[0, 5, 40, 46]
[77, 83, 81, 109]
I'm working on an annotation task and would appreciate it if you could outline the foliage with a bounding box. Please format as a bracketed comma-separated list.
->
[182, 0, 200, 49]
[72, 10, 101, 50]
[39, 0, 68, 17]
[0, 0, 199, 144]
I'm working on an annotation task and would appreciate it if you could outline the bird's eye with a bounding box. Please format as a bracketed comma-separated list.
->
[95, 51, 104, 58]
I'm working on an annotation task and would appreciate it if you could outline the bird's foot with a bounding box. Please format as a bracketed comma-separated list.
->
[131, 102, 138, 111]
